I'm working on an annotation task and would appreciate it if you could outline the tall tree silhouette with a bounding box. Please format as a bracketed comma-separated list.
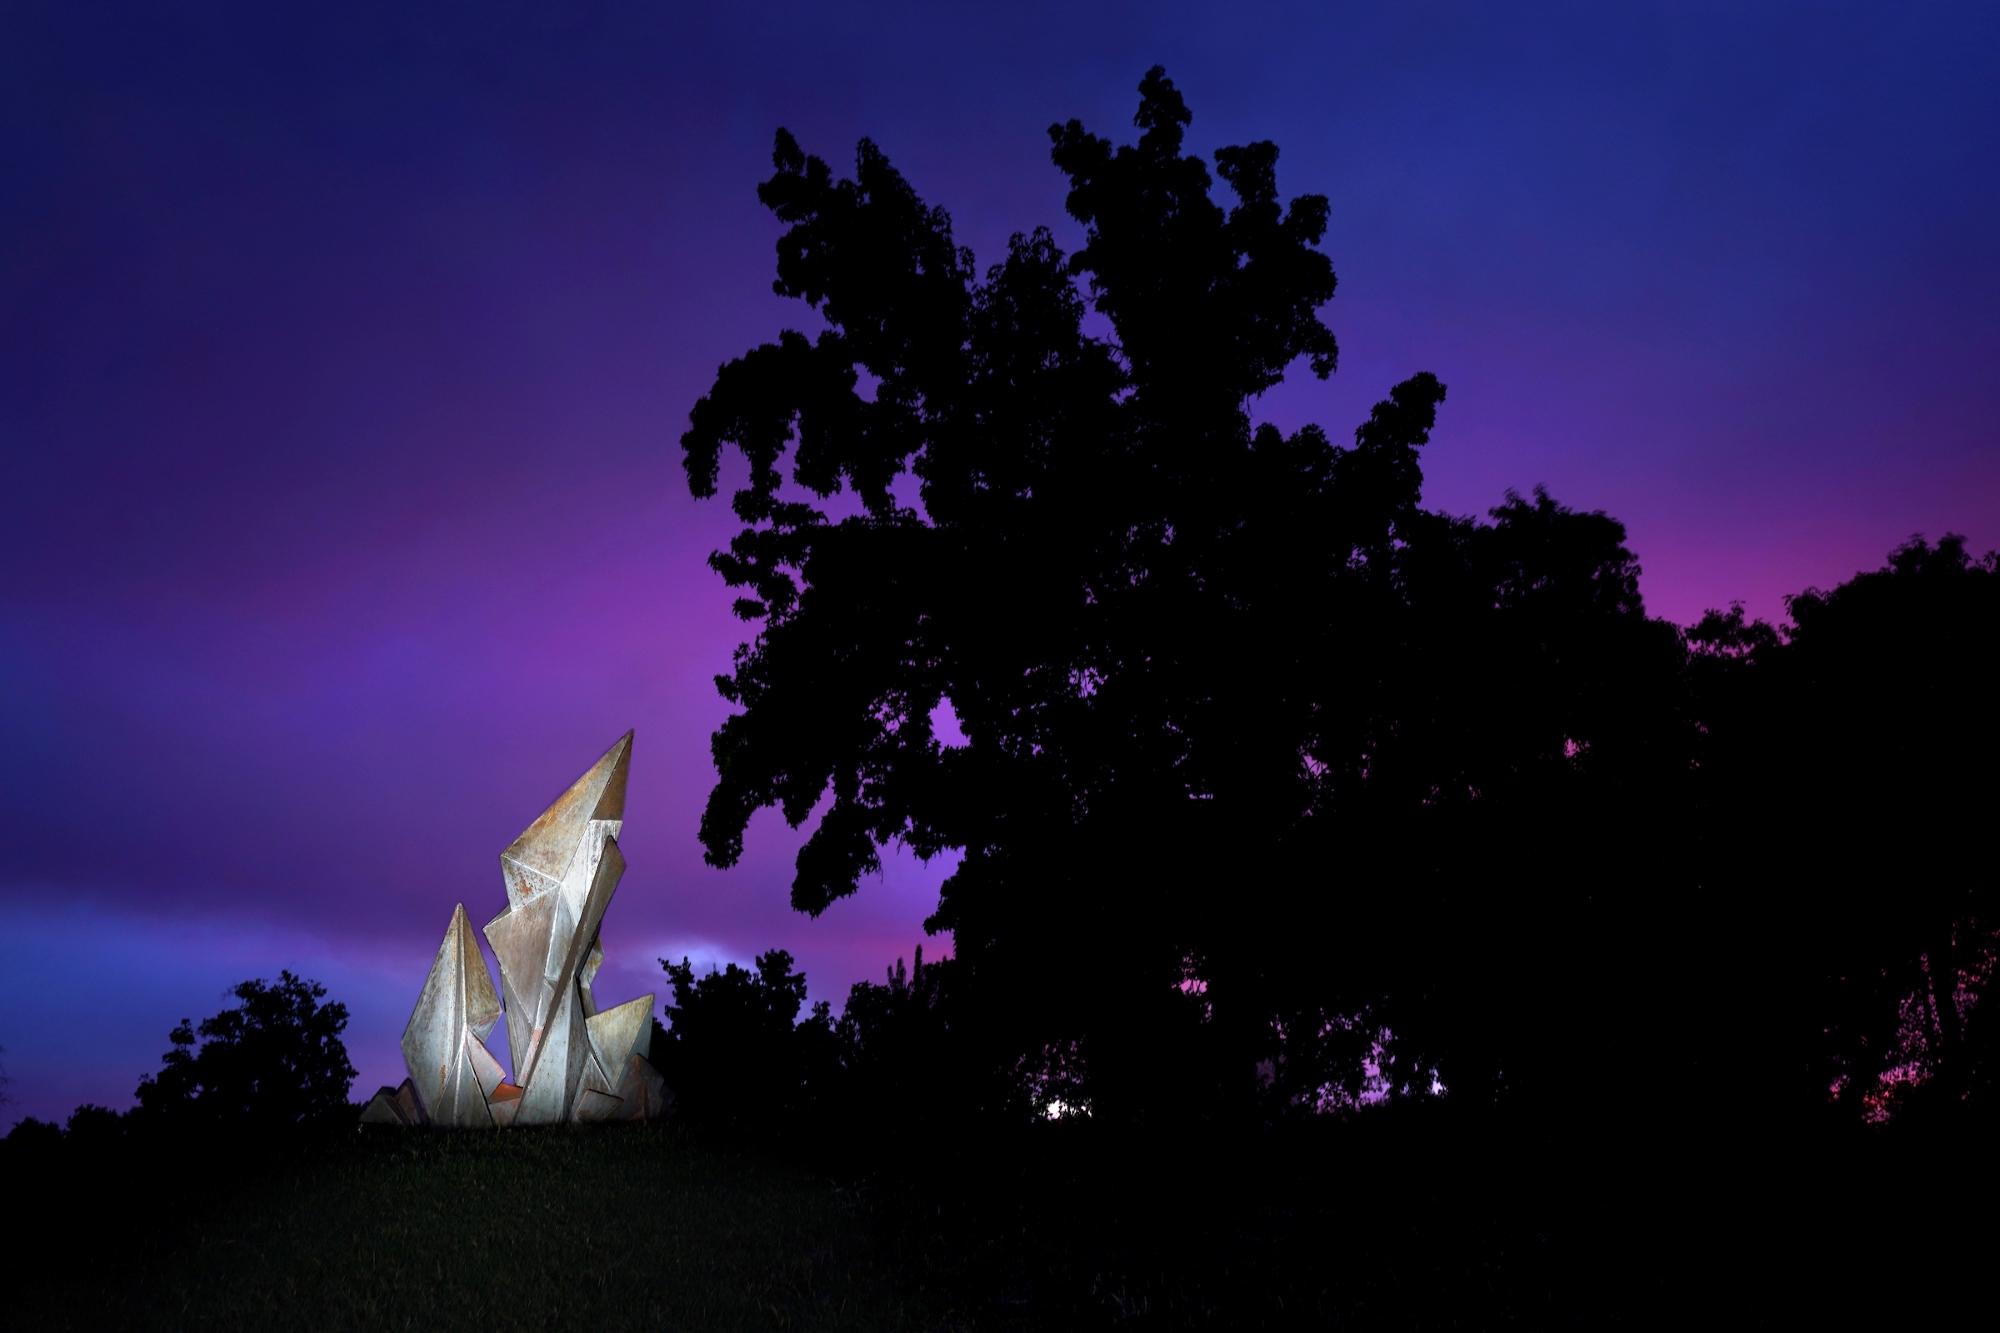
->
[1691, 536, 2000, 1123]
[683, 70, 1688, 1120]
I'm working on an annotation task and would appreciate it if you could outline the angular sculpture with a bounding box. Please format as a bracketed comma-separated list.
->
[356, 1077, 427, 1127]
[404, 902, 510, 1126]
[362, 731, 670, 1127]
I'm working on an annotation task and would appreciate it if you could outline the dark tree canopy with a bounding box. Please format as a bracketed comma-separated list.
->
[653, 949, 839, 1132]
[132, 971, 356, 1132]
[655, 945, 998, 1140]
[682, 69, 1698, 1120]
[1689, 536, 2000, 1123]
[681, 69, 1997, 1128]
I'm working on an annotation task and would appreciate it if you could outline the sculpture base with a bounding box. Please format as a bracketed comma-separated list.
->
[357, 1079, 428, 1128]
[356, 1061, 672, 1127]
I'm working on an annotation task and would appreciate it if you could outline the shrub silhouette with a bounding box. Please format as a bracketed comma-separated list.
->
[132, 971, 356, 1134]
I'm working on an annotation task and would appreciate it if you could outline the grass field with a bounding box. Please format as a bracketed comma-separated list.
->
[8, 1114, 1627, 1331]
[9, 1126, 955, 1333]
[7, 1111, 1994, 1330]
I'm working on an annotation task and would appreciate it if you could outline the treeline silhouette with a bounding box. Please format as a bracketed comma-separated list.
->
[1687, 533, 2000, 1125]
[3, 971, 356, 1152]
[652, 945, 977, 1143]
[678, 65, 2000, 1138]
[12, 69, 1987, 1157]
[21, 523, 1989, 1156]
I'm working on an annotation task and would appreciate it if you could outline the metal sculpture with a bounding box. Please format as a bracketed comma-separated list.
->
[360, 732, 670, 1127]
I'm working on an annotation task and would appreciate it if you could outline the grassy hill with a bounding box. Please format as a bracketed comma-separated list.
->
[7, 1110, 1994, 1330]
[9, 1126, 951, 1332]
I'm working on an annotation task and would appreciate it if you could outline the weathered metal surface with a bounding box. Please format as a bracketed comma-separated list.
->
[514, 980, 590, 1124]
[358, 1077, 429, 1127]
[487, 1081, 523, 1127]
[580, 933, 605, 1016]
[484, 886, 557, 1075]
[401, 903, 501, 1127]
[468, 1036, 508, 1101]
[570, 1048, 624, 1122]
[586, 994, 652, 1077]
[391, 1078, 426, 1124]
[611, 1053, 669, 1122]
[357, 1091, 403, 1126]
[374, 731, 671, 1128]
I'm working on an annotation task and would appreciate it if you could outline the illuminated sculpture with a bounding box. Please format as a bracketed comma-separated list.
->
[360, 732, 670, 1126]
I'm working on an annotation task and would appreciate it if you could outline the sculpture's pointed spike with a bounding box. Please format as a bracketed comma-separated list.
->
[402, 904, 498, 1123]
[382, 730, 647, 1130]
[592, 729, 632, 823]
[500, 732, 633, 883]
[586, 994, 653, 1076]
[456, 904, 503, 1042]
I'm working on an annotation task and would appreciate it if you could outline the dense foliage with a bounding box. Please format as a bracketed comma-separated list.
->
[652, 950, 836, 1131]
[7, 970, 356, 1152]
[1688, 536, 2000, 1122]
[130, 971, 358, 1131]
[653, 946, 976, 1137]
[682, 68, 2000, 1130]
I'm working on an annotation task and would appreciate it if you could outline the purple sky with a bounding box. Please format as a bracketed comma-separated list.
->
[4, 2, 1997, 1126]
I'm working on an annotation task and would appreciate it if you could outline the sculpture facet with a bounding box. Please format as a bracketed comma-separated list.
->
[614, 1052, 673, 1121]
[378, 731, 669, 1127]
[359, 1077, 428, 1127]
[587, 995, 652, 1076]
[401, 903, 502, 1128]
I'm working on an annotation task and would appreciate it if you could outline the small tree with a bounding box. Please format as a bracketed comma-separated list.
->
[133, 971, 356, 1134]
[835, 946, 986, 1123]
[654, 950, 837, 1132]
